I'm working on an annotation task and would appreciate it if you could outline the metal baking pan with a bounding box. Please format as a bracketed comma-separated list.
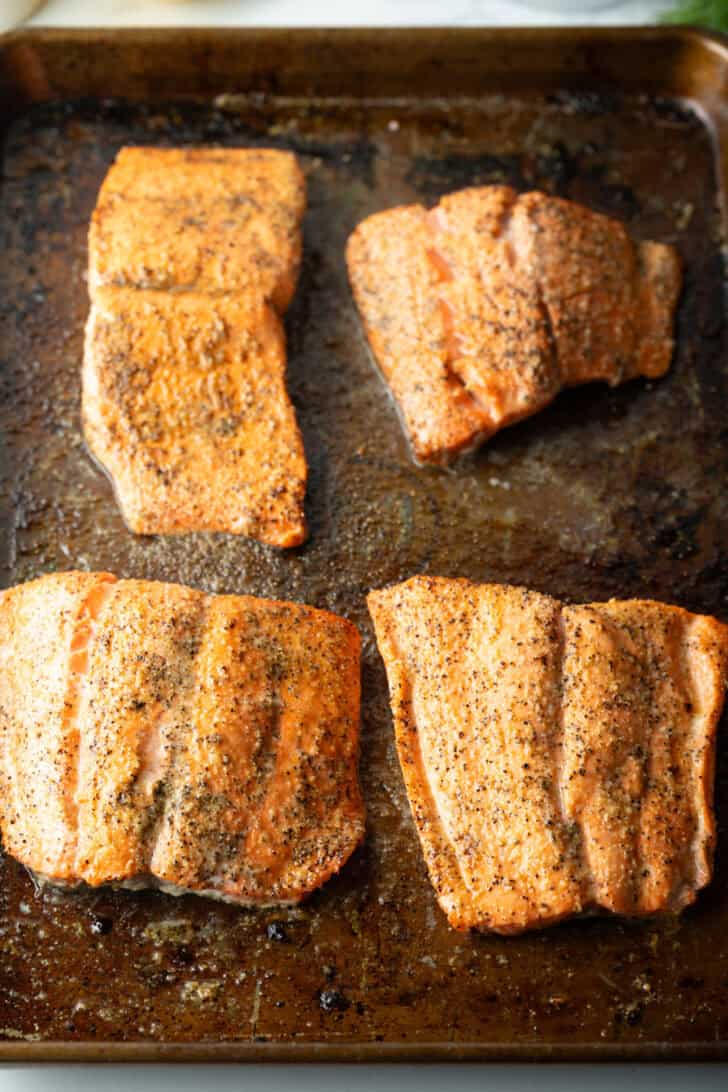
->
[0, 26, 727, 1062]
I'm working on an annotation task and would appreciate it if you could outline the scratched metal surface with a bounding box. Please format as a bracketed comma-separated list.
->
[0, 29, 727, 1061]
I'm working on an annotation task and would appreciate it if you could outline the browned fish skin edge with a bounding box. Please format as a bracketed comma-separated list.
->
[369, 593, 473, 927]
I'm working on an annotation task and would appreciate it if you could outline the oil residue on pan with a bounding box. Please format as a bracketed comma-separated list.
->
[0, 84, 726, 1057]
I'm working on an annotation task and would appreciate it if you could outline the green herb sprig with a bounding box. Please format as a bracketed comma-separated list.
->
[660, 0, 728, 32]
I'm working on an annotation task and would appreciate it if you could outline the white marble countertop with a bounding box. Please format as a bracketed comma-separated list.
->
[19, 0, 670, 30]
[2, 2, 726, 1088]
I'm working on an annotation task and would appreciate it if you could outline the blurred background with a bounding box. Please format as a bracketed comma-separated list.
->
[2, 0, 727, 33]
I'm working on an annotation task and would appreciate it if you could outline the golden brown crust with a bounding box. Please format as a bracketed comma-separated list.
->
[89, 147, 306, 313]
[83, 288, 307, 545]
[0, 572, 116, 879]
[346, 203, 487, 463]
[84, 147, 308, 545]
[348, 187, 682, 464]
[369, 577, 583, 933]
[0, 572, 364, 905]
[561, 599, 728, 915]
[369, 576, 727, 934]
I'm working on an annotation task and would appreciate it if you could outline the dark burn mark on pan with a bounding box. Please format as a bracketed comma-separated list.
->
[266, 921, 290, 944]
[88, 914, 113, 936]
[404, 146, 641, 215]
[405, 152, 525, 200]
[318, 988, 350, 1013]
[688, 251, 727, 344]
[650, 509, 706, 562]
[579, 165, 641, 220]
[648, 98, 705, 127]
[286, 135, 377, 189]
[546, 89, 621, 116]
[619, 479, 708, 562]
[529, 141, 577, 195]
[24, 96, 380, 187]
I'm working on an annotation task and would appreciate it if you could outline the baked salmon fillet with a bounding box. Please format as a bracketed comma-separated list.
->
[0, 572, 364, 905]
[84, 147, 308, 545]
[89, 147, 306, 311]
[368, 576, 728, 934]
[347, 187, 682, 463]
[83, 288, 307, 543]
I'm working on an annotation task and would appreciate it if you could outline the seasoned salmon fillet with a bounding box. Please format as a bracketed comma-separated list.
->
[84, 147, 308, 545]
[347, 187, 682, 463]
[89, 147, 306, 312]
[368, 576, 727, 934]
[0, 572, 364, 905]
[83, 288, 307, 544]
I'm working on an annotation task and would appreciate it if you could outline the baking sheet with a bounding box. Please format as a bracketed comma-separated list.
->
[0, 27, 727, 1061]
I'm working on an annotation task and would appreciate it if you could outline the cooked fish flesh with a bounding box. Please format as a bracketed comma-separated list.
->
[368, 576, 727, 933]
[89, 147, 306, 312]
[83, 147, 308, 546]
[83, 288, 307, 544]
[0, 572, 364, 905]
[347, 186, 681, 464]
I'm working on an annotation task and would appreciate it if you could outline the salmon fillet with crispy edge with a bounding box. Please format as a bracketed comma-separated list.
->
[347, 186, 682, 464]
[0, 572, 364, 906]
[84, 147, 308, 546]
[83, 288, 307, 545]
[368, 576, 727, 934]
